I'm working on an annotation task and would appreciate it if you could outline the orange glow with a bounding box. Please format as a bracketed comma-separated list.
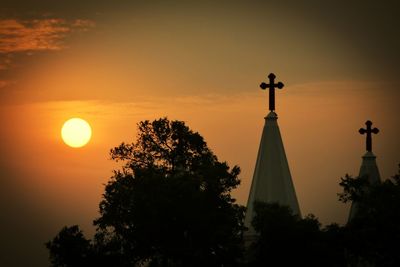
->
[0, 18, 95, 53]
[1, 3, 398, 266]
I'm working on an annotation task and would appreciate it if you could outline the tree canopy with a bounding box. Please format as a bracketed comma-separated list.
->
[248, 202, 346, 267]
[46, 117, 399, 267]
[338, 165, 400, 266]
[47, 118, 245, 267]
[95, 118, 245, 266]
[46, 225, 91, 267]
[247, 165, 400, 267]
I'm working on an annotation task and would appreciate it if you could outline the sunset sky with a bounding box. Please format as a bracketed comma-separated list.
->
[0, 1, 399, 266]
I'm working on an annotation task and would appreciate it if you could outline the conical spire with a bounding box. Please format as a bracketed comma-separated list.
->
[348, 120, 381, 222]
[244, 74, 301, 237]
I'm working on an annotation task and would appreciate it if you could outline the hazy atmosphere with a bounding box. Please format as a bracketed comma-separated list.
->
[0, 1, 399, 266]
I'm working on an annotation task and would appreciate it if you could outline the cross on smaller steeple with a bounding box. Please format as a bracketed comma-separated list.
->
[260, 73, 284, 111]
[359, 120, 379, 152]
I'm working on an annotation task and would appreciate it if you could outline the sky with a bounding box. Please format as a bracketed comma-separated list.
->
[0, 1, 399, 266]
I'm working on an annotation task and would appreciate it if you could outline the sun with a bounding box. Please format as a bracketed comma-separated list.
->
[61, 118, 92, 148]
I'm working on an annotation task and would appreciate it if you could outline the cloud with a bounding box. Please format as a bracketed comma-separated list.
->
[71, 19, 96, 30]
[0, 80, 15, 89]
[0, 18, 95, 53]
[0, 18, 95, 89]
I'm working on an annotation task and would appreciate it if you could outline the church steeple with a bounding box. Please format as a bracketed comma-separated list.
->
[348, 120, 381, 222]
[244, 73, 301, 237]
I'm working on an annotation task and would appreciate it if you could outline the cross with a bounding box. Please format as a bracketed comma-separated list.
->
[359, 120, 379, 152]
[260, 73, 284, 111]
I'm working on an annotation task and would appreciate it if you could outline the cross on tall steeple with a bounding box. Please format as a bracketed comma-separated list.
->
[244, 72, 300, 243]
[260, 73, 284, 111]
[359, 120, 379, 152]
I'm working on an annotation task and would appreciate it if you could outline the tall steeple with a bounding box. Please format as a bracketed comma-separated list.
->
[348, 120, 381, 222]
[244, 73, 301, 237]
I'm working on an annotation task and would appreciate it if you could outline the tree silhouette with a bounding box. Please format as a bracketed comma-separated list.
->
[46, 225, 91, 267]
[46, 117, 399, 267]
[47, 118, 245, 267]
[339, 165, 400, 266]
[248, 202, 346, 267]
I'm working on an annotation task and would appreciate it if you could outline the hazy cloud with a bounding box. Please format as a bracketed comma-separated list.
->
[0, 79, 15, 89]
[0, 18, 95, 93]
[0, 18, 95, 53]
[0, 54, 13, 70]
[71, 19, 95, 30]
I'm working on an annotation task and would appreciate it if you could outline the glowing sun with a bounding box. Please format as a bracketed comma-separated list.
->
[61, 118, 92, 148]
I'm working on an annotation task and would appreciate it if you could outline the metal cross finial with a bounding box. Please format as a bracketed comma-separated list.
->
[260, 73, 284, 111]
[359, 120, 379, 152]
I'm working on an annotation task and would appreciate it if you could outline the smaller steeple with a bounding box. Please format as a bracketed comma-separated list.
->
[348, 120, 381, 222]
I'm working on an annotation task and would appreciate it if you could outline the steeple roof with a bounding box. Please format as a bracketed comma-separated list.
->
[348, 120, 381, 223]
[348, 151, 381, 222]
[358, 151, 381, 185]
[244, 111, 301, 235]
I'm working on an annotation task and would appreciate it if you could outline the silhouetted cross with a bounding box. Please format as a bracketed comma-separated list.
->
[260, 73, 284, 111]
[359, 120, 379, 152]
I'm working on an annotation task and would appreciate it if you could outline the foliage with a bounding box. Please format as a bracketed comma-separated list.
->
[46, 225, 92, 267]
[46, 117, 399, 267]
[338, 165, 400, 266]
[47, 118, 245, 267]
[248, 202, 346, 267]
[338, 174, 370, 203]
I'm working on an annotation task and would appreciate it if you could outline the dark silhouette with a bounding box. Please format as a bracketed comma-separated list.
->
[260, 73, 284, 111]
[46, 117, 399, 267]
[46, 226, 92, 266]
[47, 118, 245, 267]
[248, 165, 400, 267]
[338, 165, 400, 266]
[359, 120, 379, 152]
[247, 202, 346, 267]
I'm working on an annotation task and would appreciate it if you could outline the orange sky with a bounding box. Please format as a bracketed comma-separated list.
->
[0, 1, 399, 266]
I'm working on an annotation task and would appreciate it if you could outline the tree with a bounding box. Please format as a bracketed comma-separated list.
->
[338, 165, 400, 266]
[46, 225, 91, 267]
[248, 202, 346, 267]
[47, 118, 245, 267]
[95, 118, 245, 266]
